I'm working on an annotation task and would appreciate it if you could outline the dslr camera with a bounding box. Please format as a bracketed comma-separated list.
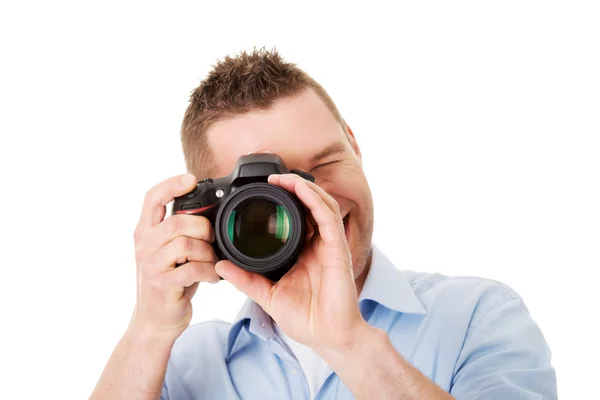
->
[172, 153, 314, 281]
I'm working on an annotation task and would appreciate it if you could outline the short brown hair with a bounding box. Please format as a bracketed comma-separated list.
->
[180, 47, 345, 178]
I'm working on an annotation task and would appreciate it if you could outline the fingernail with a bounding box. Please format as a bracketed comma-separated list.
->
[215, 263, 228, 278]
[181, 173, 195, 187]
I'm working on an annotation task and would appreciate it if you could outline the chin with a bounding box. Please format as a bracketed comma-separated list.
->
[343, 212, 373, 280]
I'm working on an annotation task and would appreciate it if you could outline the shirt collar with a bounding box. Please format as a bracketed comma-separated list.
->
[226, 297, 274, 360]
[225, 242, 426, 359]
[358, 243, 427, 315]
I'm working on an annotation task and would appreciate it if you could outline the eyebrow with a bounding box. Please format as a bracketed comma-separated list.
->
[310, 142, 347, 163]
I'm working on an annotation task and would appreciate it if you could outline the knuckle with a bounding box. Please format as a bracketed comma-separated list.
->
[327, 213, 339, 226]
[166, 216, 182, 234]
[133, 227, 143, 243]
[189, 262, 203, 277]
[196, 240, 216, 263]
[210, 247, 219, 263]
[191, 262, 212, 281]
[134, 229, 154, 259]
[332, 199, 341, 214]
[144, 188, 158, 205]
[200, 240, 216, 259]
[183, 263, 197, 283]
[199, 217, 214, 240]
[177, 235, 193, 252]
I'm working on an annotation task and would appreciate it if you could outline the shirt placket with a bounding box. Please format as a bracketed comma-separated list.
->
[266, 334, 311, 400]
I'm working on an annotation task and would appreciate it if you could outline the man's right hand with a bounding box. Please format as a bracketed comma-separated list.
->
[130, 173, 221, 340]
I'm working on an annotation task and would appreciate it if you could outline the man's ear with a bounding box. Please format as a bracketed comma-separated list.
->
[345, 123, 362, 163]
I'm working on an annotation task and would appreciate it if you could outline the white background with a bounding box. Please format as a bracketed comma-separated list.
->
[1, 1, 598, 399]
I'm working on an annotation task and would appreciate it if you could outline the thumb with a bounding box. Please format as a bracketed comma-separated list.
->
[215, 260, 274, 313]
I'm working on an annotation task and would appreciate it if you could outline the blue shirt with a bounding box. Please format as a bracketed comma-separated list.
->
[162, 244, 557, 399]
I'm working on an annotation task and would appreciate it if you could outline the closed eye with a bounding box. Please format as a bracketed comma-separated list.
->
[310, 160, 341, 173]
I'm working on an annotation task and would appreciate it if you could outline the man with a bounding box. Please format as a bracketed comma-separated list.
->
[90, 48, 557, 399]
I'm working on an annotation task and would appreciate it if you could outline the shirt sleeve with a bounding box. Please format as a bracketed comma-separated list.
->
[450, 283, 557, 400]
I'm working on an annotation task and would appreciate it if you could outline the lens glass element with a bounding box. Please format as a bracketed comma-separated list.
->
[227, 199, 291, 258]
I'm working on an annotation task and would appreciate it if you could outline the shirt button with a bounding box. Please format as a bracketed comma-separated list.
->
[260, 322, 265, 327]
[292, 370, 297, 375]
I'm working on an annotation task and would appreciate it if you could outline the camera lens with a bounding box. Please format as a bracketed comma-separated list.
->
[227, 199, 291, 258]
[215, 182, 306, 281]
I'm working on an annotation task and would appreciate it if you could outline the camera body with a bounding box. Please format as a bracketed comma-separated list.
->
[172, 153, 314, 281]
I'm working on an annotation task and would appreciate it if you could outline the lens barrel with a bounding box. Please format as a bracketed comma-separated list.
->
[215, 183, 306, 281]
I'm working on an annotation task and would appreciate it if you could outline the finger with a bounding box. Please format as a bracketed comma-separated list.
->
[153, 236, 217, 272]
[269, 174, 319, 238]
[137, 173, 197, 231]
[215, 260, 275, 314]
[269, 174, 341, 217]
[148, 214, 214, 250]
[268, 173, 283, 186]
[293, 179, 345, 245]
[303, 180, 341, 216]
[270, 174, 342, 242]
[165, 262, 220, 298]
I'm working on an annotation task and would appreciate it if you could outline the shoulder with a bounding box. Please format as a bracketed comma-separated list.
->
[405, 270, 522, 298]
[404, 271, 528, 323]
[163, 320, 241, 399]
[403, 274, 558, 398]
[169, 319, 232, 366]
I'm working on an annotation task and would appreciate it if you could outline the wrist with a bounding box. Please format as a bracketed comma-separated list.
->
[313, 320, 382, 365]
[89, 316, 178, 399]
[126, 319, 181, 350]
[316, 324, 454, 399]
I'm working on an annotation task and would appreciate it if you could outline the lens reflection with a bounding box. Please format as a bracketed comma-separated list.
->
[227, 199, 291, 258]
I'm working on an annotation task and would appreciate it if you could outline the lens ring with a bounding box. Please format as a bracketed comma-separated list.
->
[215, 182, 305, 275]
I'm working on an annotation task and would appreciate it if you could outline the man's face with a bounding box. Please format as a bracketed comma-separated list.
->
[206, 89, 375, 287]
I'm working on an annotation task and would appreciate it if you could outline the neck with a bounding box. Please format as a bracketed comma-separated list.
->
[354, 247, 373, 297]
